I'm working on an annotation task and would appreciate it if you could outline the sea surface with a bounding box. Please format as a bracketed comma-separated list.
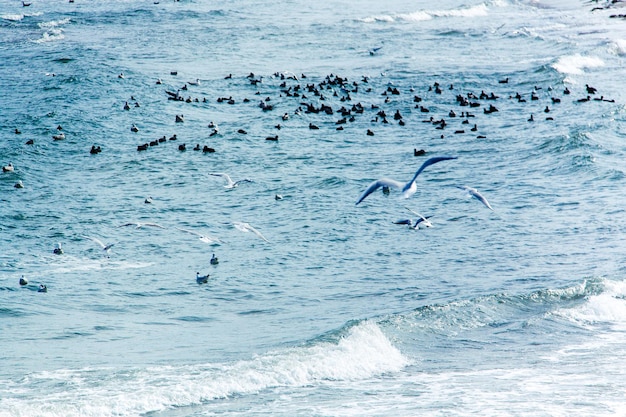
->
[1, 0, 626, 415]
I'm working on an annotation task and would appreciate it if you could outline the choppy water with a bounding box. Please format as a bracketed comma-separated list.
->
[2, 0, 626, 416]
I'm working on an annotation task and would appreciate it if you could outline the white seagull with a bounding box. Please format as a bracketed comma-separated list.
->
[356, 156, 457, 205]
[196, 272, 209, 284]
[209, 173, 253, 189]
[119, 222, 165, 229]
[457, 185, 493, 210]
[83, 236, 115, 256]
[175, 227, 223, 245]
[232, 221, 269, 243]
[394, 207, 434, 229]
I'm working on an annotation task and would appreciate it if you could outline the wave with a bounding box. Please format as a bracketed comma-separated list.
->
[32, 29, 65, 44]
[551, 53, 605, 75]
[38, 18, 71, 29]
[552, 279, 626, 327]
[0, 320, 408, 417]
[360, 4, 489, 23]
[608, 38, 626, 56]
[1, 12, 42, 22]
[386, 277, 618, 337]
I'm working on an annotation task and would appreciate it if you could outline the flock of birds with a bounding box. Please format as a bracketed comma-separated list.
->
[6, 65, 615, 292]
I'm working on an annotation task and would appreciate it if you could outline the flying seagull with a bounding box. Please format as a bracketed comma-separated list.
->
[119, 222, 165, 229]
[176, 227, 223, 245]
[356, 156, 457, 205]
[457, 185, 493, 210]
[393, 207, 434, 229]
[232, 221, 269, 243]
[209, 172, 253, 189]
[83, 236, 115, 256]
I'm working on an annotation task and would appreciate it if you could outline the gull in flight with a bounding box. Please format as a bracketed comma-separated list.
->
[83, 236, 115, 256]
[176, 227, 223, 245]
[393, 207, 433, 229]
[119, 222, 165, 229]
[356, 156, 457, 205]
[209, 173, 253, 189]
[457, 185, 493, 210]
[232, 221, 269, 243]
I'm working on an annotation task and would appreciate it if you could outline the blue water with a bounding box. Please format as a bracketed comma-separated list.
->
[2, 0, 626, 415]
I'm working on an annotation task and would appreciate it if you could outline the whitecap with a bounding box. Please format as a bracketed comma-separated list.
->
[360, 15, 395, 23]
[608, 39, 626, 56]
[553, 279, 626, 327]
[38, 18, 71, 29]
[33, 29, 65, 44]
[1, 14, 24, 22]
[0, 321, 408, 417]
[551, 53, 605, 75]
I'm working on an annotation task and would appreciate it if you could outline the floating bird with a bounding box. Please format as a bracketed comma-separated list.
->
[209, 172, 252, 189]
[38, 284, 47, 293]
[83, 236, 115, 256]
[355, 156, 457, 205]
[188, 78, 200, 86]
[275, 194, 283, 200]
[53, 242, 64, 255]
[369, 46, 383, 55]
[14, 180, 24, 189]
[130, 124, 139, 132]
[2, 162, 14, 172]
[144, 196, 153, 204]
[232, 221, 269, 243]
[52, 132, 65, 140]
[119, 222, 165, 229]
[210, 253, 219, 265]
[196, 272, 209, 284]
[176, 227, 223, 244]
[457, 185, 493, 210]
[19, 276, 28, 286]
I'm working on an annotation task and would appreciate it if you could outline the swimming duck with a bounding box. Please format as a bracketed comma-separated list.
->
[38, 284, 47, 293]
[19, 276, 28, 286]
[2, 162, 14, 172]
[210, 254, 219, 265]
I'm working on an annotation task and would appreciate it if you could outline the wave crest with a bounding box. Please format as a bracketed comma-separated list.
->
[552, 53, 605, 75]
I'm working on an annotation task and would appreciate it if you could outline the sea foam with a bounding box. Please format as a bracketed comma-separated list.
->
[552, 53, 605, 75]
[0, 321, 408, 417]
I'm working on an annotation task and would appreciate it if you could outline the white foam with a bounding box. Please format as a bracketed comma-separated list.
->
[608, 39, 626, 56]
[0, 321, 408, 417]
[553, 279, 626, 327]
[38, 18, 71, 29]
[1, 14, 24, 22]
[363, 4, 488, 24]
[33, 30, 65, 44]
[551, 53, 605, 75]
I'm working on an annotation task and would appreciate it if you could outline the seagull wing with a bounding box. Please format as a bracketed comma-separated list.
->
[84, 235, 106, 249]
[355, 178, 404, 205]
[233, 178, 253, 187]
[403, 156, 458, 194]
[458, 186, 493, 210]
[209, 172, 235, 188]
[234, 222, 269, 242]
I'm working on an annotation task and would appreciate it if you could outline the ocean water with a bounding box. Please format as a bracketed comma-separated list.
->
[1, 0, 626, 415]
